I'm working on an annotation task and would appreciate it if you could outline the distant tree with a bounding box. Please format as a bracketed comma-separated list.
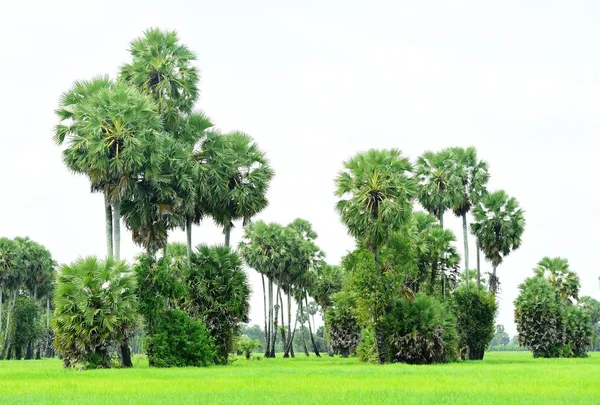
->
[335, 149, 416, 363]
[52, 257, 137, 368]
[471, 190, 525, 293]
[489, 324, 510, 347]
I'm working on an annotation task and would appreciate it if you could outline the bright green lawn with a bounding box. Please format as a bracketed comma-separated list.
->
[1, 352, 599, 404]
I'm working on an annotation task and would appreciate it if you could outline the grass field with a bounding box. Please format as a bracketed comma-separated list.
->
[1, 352, 599, 404]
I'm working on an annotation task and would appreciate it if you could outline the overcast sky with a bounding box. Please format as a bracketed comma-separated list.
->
[1, 0, 599, 335]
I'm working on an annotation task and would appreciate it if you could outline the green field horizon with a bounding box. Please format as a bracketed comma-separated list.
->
[1, 352, 599, 405]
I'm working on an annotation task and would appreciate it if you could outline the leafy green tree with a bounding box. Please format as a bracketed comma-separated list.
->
[326, 292, 360, 357]
[534, 257, 580, 303]
[203, 131, 274, 246]
[489, 324, 510, 347]
[55, 78, 163, 260]
[415, 149, 462, 229]
[564, 305, 592, 357]
[514, 276, 564, 358]
[453, 289, 497, 360]
[448, 147, 489, 288]
[187, 245, 251, 364]
[335, 149, 416, 363]
[52, 257, 137, 368]
[10, 297, 42, 360]
[238, 336, 262, 359]
[471, 190, 525, 293]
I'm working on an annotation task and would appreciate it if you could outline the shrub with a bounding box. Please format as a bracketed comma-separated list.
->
[326, 292, 361, 357]
[52, 257, 137, 369]
[565, 305, 592, 358]
[385, 294, 458, 364]
[356, 327, 379, 363]
[514, 277, 565, 358]
[453, 289, 498, 360]
[238, 336, 261, 360]
[147, 309, 215, 367]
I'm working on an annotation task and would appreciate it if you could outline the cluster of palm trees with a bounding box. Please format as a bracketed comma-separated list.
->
[238, 219, 344, 358]
[334, 147, 526, 362]
[0, 237, 55, 360]
[54, 28, 274, 259]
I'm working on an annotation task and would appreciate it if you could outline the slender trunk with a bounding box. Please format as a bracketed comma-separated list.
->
[186, 217, 193, 256]
[305, 292, 320, 357]
[429, 262, 437, 295]
[1, 291, 17, 359]
[267, 277, 274, 357]
[261, 274, 268, 356]
[46, 296, 50, 329]
[162, 243, 168, 258]
[476, 242, 481, 291]
[271, 282, 279, 357]
[323, 304, 333, 356]
[439, 208, 444, 229]
[490, 265, 498, 294]
[286, 298, 301, 357]
[113, 199, 121, 261]
[224, 225, 231, 247]
[25, 341, 33, 360]
[119, 338, 133, 368]
[105, 193, 113, 258]
[278, 289, 286, 355]
[375, 322, 386, 364]
[299, 298, 309, 357]
[442, 273, 446, 300]
[284, 293, 292, 357]
[462, 213, 469, 290]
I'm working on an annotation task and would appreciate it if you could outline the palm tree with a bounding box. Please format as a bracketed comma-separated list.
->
[203, 132, 274, 247]
[0, 238, 16, 343]
[120, 28, 199, 131]
[534, 257, 580, 303]
[55, 78, 163, 260]
[415, 149, 462, 229]
[52, 257, 137, 368]
[187, 245, 251, 364]
[335, 149, 416, 363]
[449, 147, 489, 288]
[471, 190, 525, 293]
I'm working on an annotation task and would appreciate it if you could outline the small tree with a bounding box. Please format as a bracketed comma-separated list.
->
[453, 289, 497, 360]
[565, 305, 592, 357]
[52, 257, 137, 369]
[326, 292, 360, 357]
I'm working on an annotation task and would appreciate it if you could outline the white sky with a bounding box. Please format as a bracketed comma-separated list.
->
[1, 0, 599, 336]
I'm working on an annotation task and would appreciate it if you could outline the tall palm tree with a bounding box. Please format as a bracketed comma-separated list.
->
[52, 257, 137, 368]
[203, 132, 274, 246]
[471, 190, 525, 293]
[55, 78, 163, 260]
[120, 28, 199, 131]
[415, 149, 462, 229]
[449, 147, 489, 288]
[335, 149, 416, 363]
[534, 257, 580, 303]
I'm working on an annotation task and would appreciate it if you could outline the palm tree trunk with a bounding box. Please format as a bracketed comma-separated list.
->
[439, 208, 444, 229]
[462, 213, 469, 289]
[305, 292, 321, 357]
[113, 199, 121, 261]
[476, 242, 481, 291]
[224, 224, 231, 247]
[299, 298, 309, 356]
[261, 274, 268, 356]
[119, 337, 133, 368]
[186, 217, 193, 256]
[286, 293, 292, 357]
[271, 283, 280, 357]
[278, 289, 286, 351]
[1, 291, 17, 359]
[162, 243, 168, 258]
[105, 193, 113, 258]
[268, 277, 274, 357]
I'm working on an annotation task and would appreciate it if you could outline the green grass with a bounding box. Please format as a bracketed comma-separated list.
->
[1, 352, 599, 404]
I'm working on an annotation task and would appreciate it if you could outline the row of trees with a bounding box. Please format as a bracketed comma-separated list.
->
[0, 237, 55, 360]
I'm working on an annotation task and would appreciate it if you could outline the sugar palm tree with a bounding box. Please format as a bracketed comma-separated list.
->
[55, 78, 163, 260]
[52, 257, 137, 368]
[120, 28, 199, 131]
[449, 147, 489, 289]
[471, 190, 525, 293]
[534, 257, 580, 303]
[203, 131, 274, 246]
[415, 149, 463, 229]
[335, 149, 416, 363]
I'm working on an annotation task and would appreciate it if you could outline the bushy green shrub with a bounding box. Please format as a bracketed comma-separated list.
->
[326, 292, 361, 358]
[565, 306, 592, 358]
[514, 277, 565, 358]
[453, 289, 498, 360]
[238, 336, 261, 360]
[147, 309, 215, 367]
[385, 294, 458, 364]
[356, 327, 379, 363]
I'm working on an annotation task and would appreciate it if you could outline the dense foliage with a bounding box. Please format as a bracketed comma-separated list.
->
[147, 309, 215, 367]
[453, 289, 497, 360]
[326, 292, 360, 357]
